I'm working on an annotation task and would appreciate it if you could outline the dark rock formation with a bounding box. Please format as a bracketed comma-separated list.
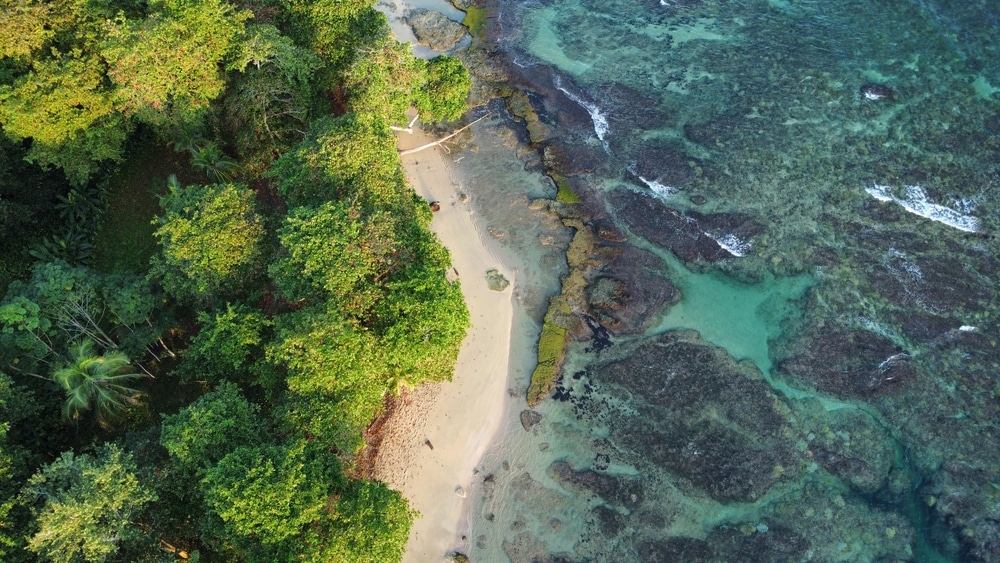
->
[777, 325, 915, 398]
[638, 538, 713, 562]
[609, 187, 764, 264]
[406, 9, 468, 52]
[548, 461, 644, 510]
[594, 330, 800, 502]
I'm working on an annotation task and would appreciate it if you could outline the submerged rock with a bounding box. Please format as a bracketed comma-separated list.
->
[548, 461, 644, 510]
[860, 83, 896, 101]
[519, 409, 542, 431]
[609, 187, 764, 263]
[777, 325, 915, 398]
[594, 330, 800, 502]
[485, 268, 510, 291]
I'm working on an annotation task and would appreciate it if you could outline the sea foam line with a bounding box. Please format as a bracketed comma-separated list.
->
[554, 78, 611, 150]
[865, 184, 980, 233]
[705, 232, 751, 257]
[628, 164, 677, 199]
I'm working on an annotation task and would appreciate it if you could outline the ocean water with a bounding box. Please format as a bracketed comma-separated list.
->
[470, 0, 1000, 561]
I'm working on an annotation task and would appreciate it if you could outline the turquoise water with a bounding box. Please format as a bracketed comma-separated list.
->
[470, 0, 1000, 560]
[653, 249, 811, 379]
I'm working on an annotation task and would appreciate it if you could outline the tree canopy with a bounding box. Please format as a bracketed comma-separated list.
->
[0, 0, 473, 558]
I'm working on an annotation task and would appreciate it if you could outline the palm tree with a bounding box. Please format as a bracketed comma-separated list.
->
[52, 340, 144, 426]
[190, 142, 239, 184]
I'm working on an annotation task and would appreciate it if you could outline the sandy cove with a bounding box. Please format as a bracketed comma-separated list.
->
[372, 122, 515, 561]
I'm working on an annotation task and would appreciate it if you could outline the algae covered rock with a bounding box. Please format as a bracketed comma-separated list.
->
[485, 268, 509, 291]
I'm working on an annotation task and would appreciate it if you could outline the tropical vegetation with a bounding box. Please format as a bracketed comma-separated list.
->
[0, 0, 472, 559]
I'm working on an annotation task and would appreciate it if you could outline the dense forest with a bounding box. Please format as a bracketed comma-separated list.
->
[0, 0, 472, 559]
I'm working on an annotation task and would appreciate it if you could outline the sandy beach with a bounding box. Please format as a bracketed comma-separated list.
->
[373, 122, 515, 561]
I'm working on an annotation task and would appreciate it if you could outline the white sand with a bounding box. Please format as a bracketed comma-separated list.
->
[373, 123, 514, 561]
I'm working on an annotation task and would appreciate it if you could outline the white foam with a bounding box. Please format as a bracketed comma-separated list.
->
[706, 232, 751, 257]
[555, 78, 611, 150]
[629, 164, 677, 199]
[865, 184, 980, 233]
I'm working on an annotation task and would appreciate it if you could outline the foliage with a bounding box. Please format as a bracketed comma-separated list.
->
[0, 261, 160, 373]
[279, 0, 380, 71]
[0, 53, 128, 185]
[21, 444, 157, 563]
[343, 34, 424, 126]
[267, 113, 404, 209]
[28, 231, 94, 266]
[225, 24, 323, 163]
[201, 440, 327, 546]
[160, 381, 266, 471]
[52, 339, 144, 425]
[181, 304, 270, 384]
[0, 0, 55, 60]
[413, 55, 471, 123]
[151, 181, 264, 302]
[301, 479, 413, 563]
[101, 0, 252, 125]
[269, 306, 386, 453]
[189, 143, 240, 183]
[271, 201, 399, 307]
[373, 260, 468, 388]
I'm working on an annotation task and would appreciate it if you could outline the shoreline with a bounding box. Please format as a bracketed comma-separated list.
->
[373, 122, 516, 561]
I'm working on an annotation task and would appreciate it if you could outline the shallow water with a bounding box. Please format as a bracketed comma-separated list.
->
[471, 0, 1000, 560]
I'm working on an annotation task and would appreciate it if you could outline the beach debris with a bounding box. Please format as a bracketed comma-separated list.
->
[398, 114, 490, 156]
[446, 552, 470, 563]
[519, 409, 543, 431]
[429, 200, 441, 212]
[455, 485, 466, 497]
[424, 438, 434, 450]
[485, 268, 510, 291]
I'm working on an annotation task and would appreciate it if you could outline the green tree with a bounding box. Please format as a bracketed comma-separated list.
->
[189, 142, 240, 183]
[52, 339, 143, 425]
[181, 304, 270, 385]
[160, 381, 266, 471]
[201, 440, 327, 546]
[224, 24, 322, 162]
[101, 0, 251, 125]
[0, 261, 160, 375]
[0, 53, 128, 185]
[413, 55, 471, 123]
[269, 306, 387, 453]
[302, 480, 413, 563]
[271, 201, 399, 308]
[21, 444, 157, 563]
[267, 112, 405, 209]
[343, 34, 424, 127]
[0, 0, 54, 60]
[150, 181, 264, 302]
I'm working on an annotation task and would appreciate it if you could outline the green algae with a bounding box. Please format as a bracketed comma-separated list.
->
[462, 6, 487, 37]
